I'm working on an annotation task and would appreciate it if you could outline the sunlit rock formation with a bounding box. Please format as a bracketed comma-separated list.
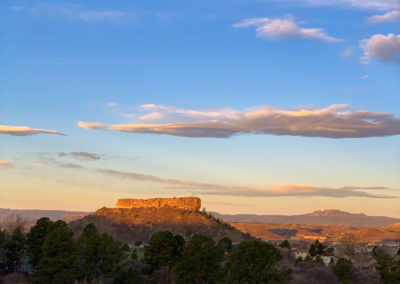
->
[116, 197, 201, 211]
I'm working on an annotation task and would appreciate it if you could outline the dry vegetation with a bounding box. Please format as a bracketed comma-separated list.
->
[69, 207, 249, 244]
[231, 222, 400, 242]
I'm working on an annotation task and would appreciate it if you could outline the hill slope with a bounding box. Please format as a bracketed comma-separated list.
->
[69, 207, 249, 244]
[231, 222, 400, 243]
[213, 209, 400, 227]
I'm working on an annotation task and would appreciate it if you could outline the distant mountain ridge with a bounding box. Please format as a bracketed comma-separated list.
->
[213, 209, 400, 227]
[0, 208, 90, 225]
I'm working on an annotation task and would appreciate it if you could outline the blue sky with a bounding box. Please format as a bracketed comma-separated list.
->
[1, 0, 399, 216]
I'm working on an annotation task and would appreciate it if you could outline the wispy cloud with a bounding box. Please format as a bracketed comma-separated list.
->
[58, 151, 102, 161]
[10, 3, 174, 24]
[78, 104, 400, 138]
[280, 0, 400, 11]
[360, 33, 400, 64]
[57, 162, 84, 169]
[341, 47, 355, 58]
[0, 125, 65, 136]
[98, 168, 395, 198]
[233, 16, 342, 42]
[368, 10, 400, 23]
[0, 160, 13, 169]
[10, 3, 137, 22]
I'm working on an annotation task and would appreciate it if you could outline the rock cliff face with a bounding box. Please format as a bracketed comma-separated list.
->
[116, 197, 201, 211]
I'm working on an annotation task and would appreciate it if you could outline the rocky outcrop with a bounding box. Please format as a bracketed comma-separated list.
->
[69, 200, 249, 244]
[116, 197, 201, 211]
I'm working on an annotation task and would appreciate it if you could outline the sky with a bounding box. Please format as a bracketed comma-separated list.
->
[1, 0, 399, 217]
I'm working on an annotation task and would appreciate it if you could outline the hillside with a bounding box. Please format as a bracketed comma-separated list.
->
[213, 209, 400, 227]
[69, 206, 249, 244]
[231, 222, 400, 243]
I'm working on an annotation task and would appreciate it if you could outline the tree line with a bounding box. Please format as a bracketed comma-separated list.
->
[1, 217, 399, 283]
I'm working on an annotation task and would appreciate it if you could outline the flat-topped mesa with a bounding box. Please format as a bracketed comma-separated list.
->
[116, 197, 201, 211]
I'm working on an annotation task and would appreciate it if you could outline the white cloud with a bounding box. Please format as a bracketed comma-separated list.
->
[78, 104, 400, 138]
[0, 125, 65, 136]
[98, 168, 395, 198]
[10, 3, 136, 22]
[233, 16, 342, 43]
[0, 160, 13, 169]
[360, 33, 400, 64]
[284, 0, 400, 10]
[368, 10, 400, 23]
[341, 47, 355, 58]
[362, 75, 369, 79]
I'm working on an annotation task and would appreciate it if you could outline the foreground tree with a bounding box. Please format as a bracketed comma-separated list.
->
[218, 237, 232, 253]
[77, 223, 129, 281]
[26, 217, 55, 269]
[222, 239, 292, 283]
[144, 231, 185, 274]
[173, 234, 221, 284]
[333, 257, 354, 283]
[376, 254, 400, 284]
[309, 240, 324, 257]
[0, 229, 6, 273]
[4, 226, 26, 273]
[34, 224, 78, 283]
[279, 240, 291, 250]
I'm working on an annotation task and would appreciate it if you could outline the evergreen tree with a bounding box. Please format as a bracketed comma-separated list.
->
[144, 231, 185, 274]
[34, 226, 78, 283]
[218, 237, 232, 254]
[77, 223, 129, 281]
[0, 229, 8, 273]
[279, 240, 291, 250]
[333, 258, 354, 283]
[173, 234, 221, 284]
[5, 226, 25, 273]
[222, 239, 292, 283]
[26, 217, 54, 269]
[113, 267, 139, 284]
[376, 254, 400, 283]
[309, 243, 317, 257]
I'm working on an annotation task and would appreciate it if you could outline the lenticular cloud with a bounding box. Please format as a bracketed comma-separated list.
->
[78, 104, 400, 139]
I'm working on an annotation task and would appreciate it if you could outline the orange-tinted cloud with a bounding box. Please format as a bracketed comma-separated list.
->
[0, 160, 13, 169]
[98, 168, 395, 198]
[233, 16, 342, 42]
[78, 104, 400, 138]
[0, 125, 65, 136]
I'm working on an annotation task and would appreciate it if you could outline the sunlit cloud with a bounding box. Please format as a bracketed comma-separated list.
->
[98, 168, 395, 198]
[233, 16, 342, 42]
[58, 151, 102, 161]
[78, 104, 400, 138]
[0, 125, 65, 136]
[0, 160, 13, 169]
[367, 10, 400, 23]
[360, 33, 400, 64]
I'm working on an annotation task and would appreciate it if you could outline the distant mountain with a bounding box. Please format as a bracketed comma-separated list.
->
[213, 209, 400, 227]
[0, 208, 90, 225]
